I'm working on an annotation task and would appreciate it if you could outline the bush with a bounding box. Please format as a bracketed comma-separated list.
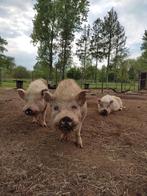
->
[67, 67, 82, 80]
[13, 66, 30, 79]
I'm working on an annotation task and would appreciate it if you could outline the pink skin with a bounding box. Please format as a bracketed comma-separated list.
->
[18, 89, 47, 127]
[44, 90, 87, 148]
[97, 98, 113, 115]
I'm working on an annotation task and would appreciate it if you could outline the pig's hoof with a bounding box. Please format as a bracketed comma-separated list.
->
[43, 122, 47, 127]
[39, 121, 47, 127]
[32, 119, 38, 124]
[75, 142, 83, 148]
[42, 122, 47, 127]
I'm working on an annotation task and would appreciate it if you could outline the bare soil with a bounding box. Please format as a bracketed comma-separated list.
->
[0, 89, 147, 196]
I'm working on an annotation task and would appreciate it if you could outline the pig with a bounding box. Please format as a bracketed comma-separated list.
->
[44, 79, 87, 148]
[98, 94, 124, 116]
[17, 79, 48, 127]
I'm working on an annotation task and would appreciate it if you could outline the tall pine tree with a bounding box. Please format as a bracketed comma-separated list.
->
[58, 0, 89, 79]
[76, 24, 91, 83]
[90, 18, 105, 83]
[32, 0, 60, 80]
[103, 8, 127, 84]
[141, 30, 147, 66]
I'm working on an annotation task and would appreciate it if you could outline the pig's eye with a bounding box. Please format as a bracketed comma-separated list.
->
[100, 103, 103, 107]
[71, 105, 77, 110]
[54, 105, 59, 111]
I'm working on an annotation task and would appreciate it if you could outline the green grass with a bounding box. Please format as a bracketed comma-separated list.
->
[80, 81, 138, 91]
[0, 79, 31, 89]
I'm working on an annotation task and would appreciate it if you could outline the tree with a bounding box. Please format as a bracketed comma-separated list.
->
[141, 30, 147, 52]
[103, 8, 127, 84]
[67, 67, 82, 80]
[140, 30, 147, 68]
[90, 18, 105, 83]
[13, 66, 30, 79]
[32, 0, 60, 80]
[0, 36, 7, 54]
[0, 36, 15, 73]
[33, 62, 49, 79]
[76, 24, 91, 82]
[58, 0, 89, 79]
[112, 21, 127, 82]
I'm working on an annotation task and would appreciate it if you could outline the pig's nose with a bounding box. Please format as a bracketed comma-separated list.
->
[100, 109, 108, 116]
[59, 116, 73, 132]
[24, 108, 33, 116]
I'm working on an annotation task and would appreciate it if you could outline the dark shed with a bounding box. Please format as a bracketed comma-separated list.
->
[139, 72, 147, 90]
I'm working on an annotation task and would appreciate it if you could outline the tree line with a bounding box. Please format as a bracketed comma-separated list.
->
[0, 0, 147, 87]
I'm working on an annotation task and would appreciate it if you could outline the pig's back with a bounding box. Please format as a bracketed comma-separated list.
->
[55, 79, 81, 100]
[112, 95, 123, 107]
[101, 94, 112, 102]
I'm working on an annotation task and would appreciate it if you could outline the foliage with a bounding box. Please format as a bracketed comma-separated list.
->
[32, 0, 60, 80]
[102, 8, 127, 82]
[0, 36, 16, 72]
[13, 66, 31, 79]
[140, 30, 147, 70]
[67, 67, 82, 80]
[76, 24, 91, 81]
[90, 18, 104, 81]
[58, 0, 89, 79]
[32, 0, 89, 80]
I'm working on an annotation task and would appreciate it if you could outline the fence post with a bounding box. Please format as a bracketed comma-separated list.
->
[101, 68, 104, 93]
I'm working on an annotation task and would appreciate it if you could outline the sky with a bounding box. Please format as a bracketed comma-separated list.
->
[0, 0, 147, 70]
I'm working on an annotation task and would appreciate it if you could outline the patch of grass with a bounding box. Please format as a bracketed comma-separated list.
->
[0, 79, 31, 89]
[81, 81, 138, 91]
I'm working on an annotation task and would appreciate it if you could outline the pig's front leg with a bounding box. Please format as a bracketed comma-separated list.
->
[75, 123, 83, 148]
[39, 108, 47, 127]
[32, 116, 38, 124]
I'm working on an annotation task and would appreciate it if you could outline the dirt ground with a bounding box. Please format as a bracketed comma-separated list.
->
[0, 89, 147, 196]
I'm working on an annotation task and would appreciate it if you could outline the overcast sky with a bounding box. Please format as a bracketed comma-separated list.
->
[0, 0, 147, 70]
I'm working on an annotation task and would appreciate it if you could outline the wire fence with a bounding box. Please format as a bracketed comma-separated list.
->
[0, 78, 139, 92]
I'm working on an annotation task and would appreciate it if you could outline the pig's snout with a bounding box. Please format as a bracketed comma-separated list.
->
[59, 116, 74, 132]
[100, 109, 108, 116]
[24, 108, 33, 116]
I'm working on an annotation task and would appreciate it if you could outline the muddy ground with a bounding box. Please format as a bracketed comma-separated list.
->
[0, 89, 147, 196]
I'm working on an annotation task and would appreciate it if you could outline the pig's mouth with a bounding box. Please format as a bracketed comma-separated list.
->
[59, 123, 77, 133]
[100, 110, 108, 116]
[56, 117, 77, 133]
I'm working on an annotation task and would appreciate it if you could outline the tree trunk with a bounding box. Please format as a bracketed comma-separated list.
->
[83, 37, 87, 84]
[49, 25, 54, 81]
[121, 68, 123, 92]
[0, 68, 2, 86]
[121, 81, 123, 92]
[106, 33, 112, 87]
[95, 57, 98, 87]
[55, 65, 58, 85]
[61, 40, 67, 80]
[101, 68, 104, 93]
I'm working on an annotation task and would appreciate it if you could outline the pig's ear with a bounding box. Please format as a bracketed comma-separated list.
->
[41, 89, 48, 96]
[76, 90, 87, 106]
[17, 89, 26, 100]
[43, 91, 54, 102]
[110, 100, 113, 104]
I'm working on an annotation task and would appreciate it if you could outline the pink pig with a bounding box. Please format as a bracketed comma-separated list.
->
[44, 79, 87, 148]
[17, 79, 48, 127]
